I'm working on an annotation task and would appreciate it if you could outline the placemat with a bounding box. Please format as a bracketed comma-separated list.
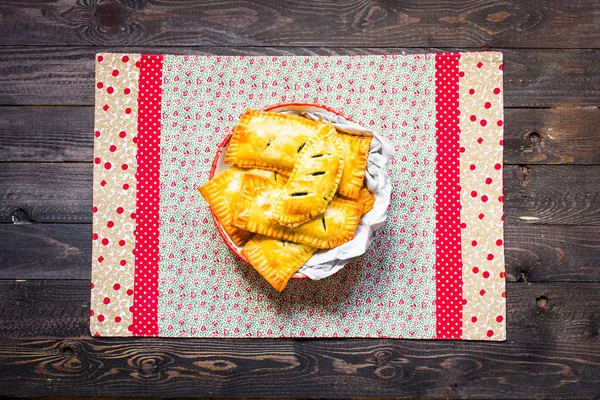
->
[91, 52, 505, 340]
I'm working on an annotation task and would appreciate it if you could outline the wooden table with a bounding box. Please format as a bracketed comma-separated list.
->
[0, 1, 599, 398]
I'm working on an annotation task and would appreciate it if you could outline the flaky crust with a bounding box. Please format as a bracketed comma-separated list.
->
[242, 235, 316, 292]
[233, 174, 362, 249]
[224, 109, 324, 175]
[337, 133, 372, 199]
[199, 167, 284, 246]
[357, 187, 375, 215]
[276, 124, 343, 227]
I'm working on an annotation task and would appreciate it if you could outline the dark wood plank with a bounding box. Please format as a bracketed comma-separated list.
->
[0, 396, 274, 400]
[0, 0, 599, 48]
[505, 49, 600, 108]
[0, 224, 91, 280]
[0, 281, 598, 398]
[0, 163, 91, 224]
[504, 108, 600, 165]
[0, 337, 596, 399]
[3, 106, 600, 165]
[2, 163, 599, 225]
[0, 107, 92, 162]
[504, 165, 600, 225]
[1, 223, 599, 283]
[505, 225, 600, 282]
[0, 280, 89, 338]
[0, 47, 598, 107]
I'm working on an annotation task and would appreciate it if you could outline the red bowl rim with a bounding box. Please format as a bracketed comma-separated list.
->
[208, 102, 355, 280]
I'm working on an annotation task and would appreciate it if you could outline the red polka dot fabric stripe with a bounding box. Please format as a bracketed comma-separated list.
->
[133, 54, 164, 336]
[434, 53, 464, 340]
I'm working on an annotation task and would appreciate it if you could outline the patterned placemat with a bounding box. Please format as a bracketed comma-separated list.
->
[91, 52, 505, 340]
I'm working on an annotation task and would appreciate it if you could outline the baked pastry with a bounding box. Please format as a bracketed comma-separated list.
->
[337, 133, 372, 199]
[242, 235, 316, 292]
[199, 167, 286, 246]
[247, 168, 289, 185]
[224, 109, 324, 175]
[276, 124, 343, 227]
[202, 109, 379, 290]
[233, 174, 362, 249]
[356, 187, 375, 215]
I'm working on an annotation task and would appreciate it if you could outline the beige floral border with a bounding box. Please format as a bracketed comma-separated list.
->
[459, 52, 506, 340]
[90, 53, 141, 336]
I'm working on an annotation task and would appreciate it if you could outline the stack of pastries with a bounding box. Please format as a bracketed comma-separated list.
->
[200, 109, 374, 291]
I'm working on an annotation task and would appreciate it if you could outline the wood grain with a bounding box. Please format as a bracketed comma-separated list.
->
[2, 163, 598, 225]
[0, 0, 599, 48]
[0, 107, 93, 162]
[1, 223, 598, 283]
[0, 47, 599, 107]
[0, 281, 89, 338]
[0, 163, 92, 223]
[0, 281, 598, 397]
[0, 337, 597, 399]
[505, 225, 600, 282]
[505, 108, 600, 165]
[0, 224, 91, 280]
[504, 165, 600, 225]
[4, 107, 600, 164]
[0, 0, 598, 399]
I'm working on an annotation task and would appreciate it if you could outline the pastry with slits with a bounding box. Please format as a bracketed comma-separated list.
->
[234, 174, 362, 249]
[224, 109, 325, 175]
[337, 133, 372, 199]
[201, 108, 379, 291]
[276, 123, 344, 227]
[242, 236, 317, 292]
[241, 186, 374, 292]
[198, 167, 287, 246]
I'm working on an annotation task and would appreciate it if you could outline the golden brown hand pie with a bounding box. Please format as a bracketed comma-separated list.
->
[276, 124, 343, 227]
[356, 187, 375, 216]
[234, 174, 362, 249]
[198, 167, 285, 246]
[224, 109, 324, 175]
[242, 235, 316, 292]
[244, 167, 289, 185]
[337, 133, 372, 199]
